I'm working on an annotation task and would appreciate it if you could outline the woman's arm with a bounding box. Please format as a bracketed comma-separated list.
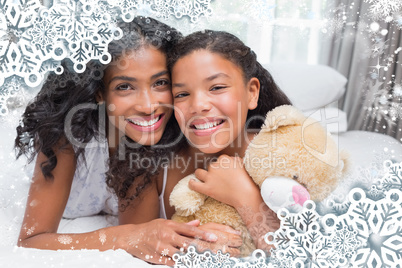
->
[189, 154, 280, 250]
[18, 145, 220, 266]
[118, 179, 242, 264]
[18, 146, 130, 251]
[18, 145, 76, 248]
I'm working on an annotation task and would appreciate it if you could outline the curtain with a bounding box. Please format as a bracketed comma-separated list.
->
[319, 0, 402, 142]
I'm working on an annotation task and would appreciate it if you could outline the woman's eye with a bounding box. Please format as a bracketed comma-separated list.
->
[154, 79, 170, 87]
[116, 84, 133, 91]
[174, 92, 189, 98]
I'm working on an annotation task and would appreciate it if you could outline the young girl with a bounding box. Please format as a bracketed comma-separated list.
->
[14, 18, 239, 265]
[168, 30, 292, 250]
[108, 29, 291, 254]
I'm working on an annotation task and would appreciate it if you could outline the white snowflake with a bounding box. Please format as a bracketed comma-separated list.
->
[18, 131, 32, 145]
[152, 0, 212, 23]
[26, 226, 35, 235]
[268, 201, 345, 267]
[380, 160, 402, 191]
[58, 234, 73, 245]
[27, 18, 57, 50]
[330, 226, 361, 258]
[322, 17, 346, 35]
[393, 84, 402, 96]
[172, 246, 241, 267]
[161, 248, 169, 257]
[367, 184, 386, 200]
[365, 0, 402, 21]
[0, 0, 213, 107]
[243, 0, 276, 22]
[0, 76, 27, 116]
[362, 80, 402, 127]
[99, 232, 106, 245]
[333, 187, 402, 266]
[389, 102, 402, 119]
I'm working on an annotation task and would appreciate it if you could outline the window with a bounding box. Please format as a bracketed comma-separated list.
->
[207, 0, 330, 64]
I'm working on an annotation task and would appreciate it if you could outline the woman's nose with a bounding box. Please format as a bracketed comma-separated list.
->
[135, 89, 158, 114]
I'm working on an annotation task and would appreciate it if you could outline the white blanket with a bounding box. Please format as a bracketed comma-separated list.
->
[0, 115, 169, 267]
[2, 112, 402, 267]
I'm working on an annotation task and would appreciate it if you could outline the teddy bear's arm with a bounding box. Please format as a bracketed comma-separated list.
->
[169, 174, 207, 217]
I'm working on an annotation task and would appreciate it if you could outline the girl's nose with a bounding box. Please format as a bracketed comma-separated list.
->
[134, 89, 159, 114]
[189, 91, 212, 114]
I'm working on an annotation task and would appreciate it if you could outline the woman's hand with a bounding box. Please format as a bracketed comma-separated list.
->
[119, 219, 240, 266]
[190, 155, 260, 209]
[196, 222, 242, 257]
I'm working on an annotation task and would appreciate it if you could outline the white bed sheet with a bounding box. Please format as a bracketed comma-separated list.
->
[316, 130, 402, 213]
[1, 112, 402, 267]
[0, 116, 168, 267]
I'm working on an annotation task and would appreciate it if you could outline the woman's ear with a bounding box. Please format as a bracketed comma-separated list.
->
[247, 77, 260, 110]
[96, 91, 104, 105]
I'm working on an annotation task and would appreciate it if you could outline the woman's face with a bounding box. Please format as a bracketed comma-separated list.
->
[101, 47, 173, 146]
[171, 50, 259, 154]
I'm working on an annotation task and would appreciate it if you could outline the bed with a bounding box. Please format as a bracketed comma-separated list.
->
[1, 63, 401, 267]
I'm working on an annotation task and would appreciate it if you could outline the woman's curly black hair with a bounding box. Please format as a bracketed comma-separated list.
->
[107, 115, 187, 210]
[15, 16, 183, 195]
[168, 30, 292, 129]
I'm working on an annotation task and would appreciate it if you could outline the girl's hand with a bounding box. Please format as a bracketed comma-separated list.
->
[190, 155, 260, 209]
[120, 218, 238, 265]
[188, 155, 280, 250]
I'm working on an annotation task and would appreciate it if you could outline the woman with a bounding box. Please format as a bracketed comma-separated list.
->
[15, 18, 239, 265]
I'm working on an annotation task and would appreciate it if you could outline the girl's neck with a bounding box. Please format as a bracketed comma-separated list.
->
[187, 130, 256, 166]
[220, 130, 256, 158]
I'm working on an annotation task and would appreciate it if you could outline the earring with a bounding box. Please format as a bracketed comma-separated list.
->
[97, 101, 104, 105]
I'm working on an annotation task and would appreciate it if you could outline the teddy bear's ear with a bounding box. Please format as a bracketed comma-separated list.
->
[262, 105, 307, 132]
[169, 174, 207, 216]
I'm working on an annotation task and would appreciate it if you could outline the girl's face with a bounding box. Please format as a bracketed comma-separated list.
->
[100, 47, 173, 146]
[172, 50, 259, 154]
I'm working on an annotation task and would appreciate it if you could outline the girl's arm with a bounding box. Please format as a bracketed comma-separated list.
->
[189, 154, 280, 250]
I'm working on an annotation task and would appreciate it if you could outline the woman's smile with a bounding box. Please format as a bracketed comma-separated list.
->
[126, 113, 166, 132]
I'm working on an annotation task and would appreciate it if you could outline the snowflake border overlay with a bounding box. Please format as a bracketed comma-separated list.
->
[173, 161, 402, 267]
[0, 0, 212, 115]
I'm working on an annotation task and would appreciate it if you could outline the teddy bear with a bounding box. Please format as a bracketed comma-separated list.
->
[169, 105, 348, 256]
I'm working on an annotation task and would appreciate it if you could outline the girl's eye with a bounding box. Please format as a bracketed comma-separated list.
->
[210, 86, 227, 91]
[154, 79, 170, 87]
[116, 84, 133, 91]
[174, 92, 189, 98]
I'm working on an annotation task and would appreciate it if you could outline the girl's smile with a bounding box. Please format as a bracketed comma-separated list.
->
[189, 117, 226, 136]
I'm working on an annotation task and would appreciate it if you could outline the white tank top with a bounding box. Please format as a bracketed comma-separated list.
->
[63, 137, 118, 218]
[158, 165, 168, 219]
[64, 137, 168, 220]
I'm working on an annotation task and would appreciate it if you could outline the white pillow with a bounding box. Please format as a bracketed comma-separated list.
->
[303, 107, 348, 133]
[264, 63, 347, 111]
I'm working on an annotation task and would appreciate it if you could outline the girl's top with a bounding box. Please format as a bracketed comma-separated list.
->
[159, 165, 168, 219]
